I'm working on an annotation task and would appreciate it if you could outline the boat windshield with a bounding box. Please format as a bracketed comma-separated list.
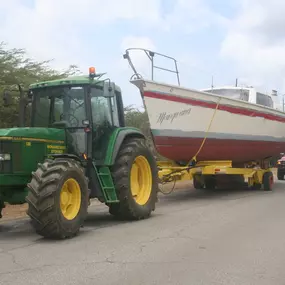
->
[204, 88, 249, 102]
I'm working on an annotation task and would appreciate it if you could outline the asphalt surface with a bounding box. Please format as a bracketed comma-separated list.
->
[1, 180, 285, 285]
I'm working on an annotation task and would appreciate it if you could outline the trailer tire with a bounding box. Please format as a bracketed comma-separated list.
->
[110, 137, 158, 220]
[204, 175, 216, 190]
[263, 171, 273, 191]
[193, 175, 204, 189]
[277, 170, 284, 180]
[26, 158, 89, 239]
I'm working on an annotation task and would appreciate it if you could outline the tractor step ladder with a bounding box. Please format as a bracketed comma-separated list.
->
[94, 164, 119, 203]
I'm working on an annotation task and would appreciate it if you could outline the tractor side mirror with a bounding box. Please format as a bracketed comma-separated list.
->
[2, 90, 12, 106]
[103, 82, 115, 98]
[27, 90, 33, 99]
[26, 91, 33, 105]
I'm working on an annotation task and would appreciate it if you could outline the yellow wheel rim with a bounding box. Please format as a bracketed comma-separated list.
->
[130, 155, 152, 206]
[60, 178, 81, 220]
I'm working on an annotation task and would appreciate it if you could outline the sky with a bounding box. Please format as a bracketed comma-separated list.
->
[1, 0, 285, 107]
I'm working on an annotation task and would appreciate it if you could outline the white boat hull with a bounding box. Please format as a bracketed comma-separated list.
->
[131, 79, 285, 164]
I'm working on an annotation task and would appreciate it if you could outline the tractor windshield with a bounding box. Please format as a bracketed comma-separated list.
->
[31, 86, 86, 128]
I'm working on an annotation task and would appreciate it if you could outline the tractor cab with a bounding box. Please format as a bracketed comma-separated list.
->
[29, 69, 125, 162]
[2, 68, 125, 163]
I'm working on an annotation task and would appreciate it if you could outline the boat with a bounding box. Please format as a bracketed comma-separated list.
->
[123, 48, 285, 166]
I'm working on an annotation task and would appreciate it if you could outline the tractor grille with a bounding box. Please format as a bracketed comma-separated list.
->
[0, 141, 12, 173]
[0, 141, 21, 173]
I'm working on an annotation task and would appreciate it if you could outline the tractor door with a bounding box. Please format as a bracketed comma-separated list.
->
[31, 86, 90, 159]
[89, 83, 119, 162]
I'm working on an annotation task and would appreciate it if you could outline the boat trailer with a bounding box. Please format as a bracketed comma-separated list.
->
[157, 160, 274, 194]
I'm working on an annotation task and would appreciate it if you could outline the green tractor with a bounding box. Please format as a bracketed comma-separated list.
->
[0, 67, 158, 239]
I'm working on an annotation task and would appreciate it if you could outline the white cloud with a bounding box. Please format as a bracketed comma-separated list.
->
[220, 0, 285, 94]
[0, 0, 227, 105]
[121, 36, 156, 51]
[0, 0, 162, 69]
[162, 0, 229, 33]
[0, 0, 224, 67]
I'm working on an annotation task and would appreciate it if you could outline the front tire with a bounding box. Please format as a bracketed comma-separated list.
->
[110, 137, 158, 220]
[26, 158, 89, 239]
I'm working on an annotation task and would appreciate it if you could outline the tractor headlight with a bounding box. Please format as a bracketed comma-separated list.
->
[0, 154, 11, 161]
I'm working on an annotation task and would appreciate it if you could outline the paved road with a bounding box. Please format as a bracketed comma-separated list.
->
[1, 180, 285, 285]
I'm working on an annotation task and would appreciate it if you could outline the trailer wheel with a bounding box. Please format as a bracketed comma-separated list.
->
[110, 137, 158, 220]
[26, 158, 89, 239]
[263, 171, 273, 191]
[204, 175, 216, 190]
[277, 170, 284, 180]
[193, 175, 204, 189]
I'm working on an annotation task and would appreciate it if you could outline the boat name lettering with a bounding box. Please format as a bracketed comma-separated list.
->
[157, 108, 192, 124]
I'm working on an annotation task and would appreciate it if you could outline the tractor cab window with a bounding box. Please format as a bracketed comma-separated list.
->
[32, 96, 51, 127]
[32, 86, 86, 128]
[90, 86, 119, 127]
[90, 88, 112, 127]
[90, 86, 120, 161]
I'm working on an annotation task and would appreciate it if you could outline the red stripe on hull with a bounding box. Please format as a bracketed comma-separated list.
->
[144, 91, 285, 123]
[154, 136, 284, 164]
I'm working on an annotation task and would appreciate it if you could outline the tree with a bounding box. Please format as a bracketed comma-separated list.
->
[0, 42, 79, 128]
[124, 105, 150, 136]
[124, 105, 164, 159]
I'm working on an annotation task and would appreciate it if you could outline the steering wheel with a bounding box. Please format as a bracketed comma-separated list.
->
[59, 113, 79, 127]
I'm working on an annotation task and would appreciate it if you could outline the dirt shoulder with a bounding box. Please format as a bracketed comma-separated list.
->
[1, 203, 28, 222]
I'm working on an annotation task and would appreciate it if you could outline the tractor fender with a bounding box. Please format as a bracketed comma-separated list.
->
[109, 128, 146, 165]
[49, 153, 83, 164]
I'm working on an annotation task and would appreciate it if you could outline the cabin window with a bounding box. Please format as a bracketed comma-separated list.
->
[205, 89, 249, 102]
[33, 97, 51, 127]
[256, 92, 273, 108]
[110, 97, 119, 126]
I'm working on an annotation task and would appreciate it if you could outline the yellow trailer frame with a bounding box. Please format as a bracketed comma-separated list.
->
[157, 160, 274, 193]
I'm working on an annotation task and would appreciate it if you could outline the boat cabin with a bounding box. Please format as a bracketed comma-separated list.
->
[202, 86, 281, 111]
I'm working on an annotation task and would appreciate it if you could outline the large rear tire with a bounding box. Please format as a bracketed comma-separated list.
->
[109, 137, 158, 220]
[26, 158, 89, 239]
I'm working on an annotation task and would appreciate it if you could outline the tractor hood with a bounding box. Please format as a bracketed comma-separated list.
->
[0, 127, 65, 144]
